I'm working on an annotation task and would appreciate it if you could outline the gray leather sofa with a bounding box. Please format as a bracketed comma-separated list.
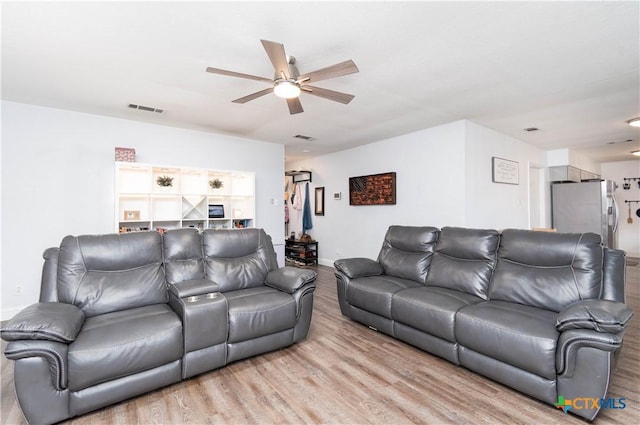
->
[335, 226, 632, 420]
[1, 228, 316, 424]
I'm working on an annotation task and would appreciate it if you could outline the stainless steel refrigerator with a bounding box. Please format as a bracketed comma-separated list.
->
[551, 180, 619, 248]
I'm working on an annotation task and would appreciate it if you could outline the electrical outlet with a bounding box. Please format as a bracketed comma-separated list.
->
[15, 285, 23, 295]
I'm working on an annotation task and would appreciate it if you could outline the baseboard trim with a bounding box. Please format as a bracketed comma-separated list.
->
[318, 258, 335, 268]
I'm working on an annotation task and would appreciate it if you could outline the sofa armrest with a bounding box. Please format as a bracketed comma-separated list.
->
[602, 248, 626, 302]
[5, 339, 69, 390]
[556, 299, 633, 333]
[266, 267, 317, 294]
[556, 329, 623, 376]
[168, 278, 220, 298]
[334, 258, 383, 279]
[1, 302, 85, 343]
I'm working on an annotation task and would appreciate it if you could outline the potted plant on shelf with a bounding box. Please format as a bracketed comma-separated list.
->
[156, 175, 174, 188]
[209, 178, 224, 191]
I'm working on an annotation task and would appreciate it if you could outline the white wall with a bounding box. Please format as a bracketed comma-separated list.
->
[601, 160, 640, 257]
[287, 121, 468, 264]
[464, 121, 547, 229]
[546, 148, 601, 175]
[1, 101, 285, 319]
[287, 120, 548, 266]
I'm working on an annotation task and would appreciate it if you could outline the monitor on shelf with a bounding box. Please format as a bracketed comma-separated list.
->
[208, 204, 224, 218]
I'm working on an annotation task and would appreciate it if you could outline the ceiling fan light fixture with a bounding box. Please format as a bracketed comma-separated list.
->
[273, 80, 301, 99]
[627, 117, 640, 127]
[206, 39, 359, 114]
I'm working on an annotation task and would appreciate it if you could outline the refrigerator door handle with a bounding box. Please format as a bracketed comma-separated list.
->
[612, 196, 619, 233]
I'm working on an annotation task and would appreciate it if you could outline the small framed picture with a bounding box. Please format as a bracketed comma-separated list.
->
[208, 204, 225, 218]
[492, 157, 519, 185]
[124, 210, 140, 220]
[333, 192, 341, 200]
[315, 187, 325, 216]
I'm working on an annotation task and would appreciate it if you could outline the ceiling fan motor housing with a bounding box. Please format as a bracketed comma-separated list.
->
[275, 58, 300, 81]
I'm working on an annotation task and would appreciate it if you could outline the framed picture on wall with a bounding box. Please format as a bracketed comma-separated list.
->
[315, 187, 325, 215]
[492, 157, 519, 185]
[349, 172, 396, 205]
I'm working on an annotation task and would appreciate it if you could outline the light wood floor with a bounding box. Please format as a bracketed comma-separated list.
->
[2, 263, 638, 425]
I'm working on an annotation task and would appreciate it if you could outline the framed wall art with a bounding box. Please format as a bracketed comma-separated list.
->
[123, 210, 140, 220]
[315, 187, 325, 215]
[349, 172, 396, 205]
[492, 157, 519, 185]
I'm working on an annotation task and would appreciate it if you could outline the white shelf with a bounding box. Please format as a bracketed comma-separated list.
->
[116, 162, 255, 233]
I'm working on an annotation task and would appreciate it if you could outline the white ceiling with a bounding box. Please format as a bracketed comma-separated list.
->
[2, 1, 639, 164]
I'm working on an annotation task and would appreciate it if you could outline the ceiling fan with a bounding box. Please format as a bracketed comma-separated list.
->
[206, 39, 359, 115]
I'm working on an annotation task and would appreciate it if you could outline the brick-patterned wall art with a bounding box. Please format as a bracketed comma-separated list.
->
[349, 172, 396, 205]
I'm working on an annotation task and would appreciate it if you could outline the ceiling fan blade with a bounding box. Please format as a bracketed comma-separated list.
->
[232, 87, 274, 104]
[261, 40, 290, 79]
[206, 67, 272, 83]
[286, 97, 304, 115]
[298, 60, 359, 84]
[302, 85, 355, 104]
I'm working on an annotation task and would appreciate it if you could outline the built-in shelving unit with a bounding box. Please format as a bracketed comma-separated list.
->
[116, 162, 255, 233]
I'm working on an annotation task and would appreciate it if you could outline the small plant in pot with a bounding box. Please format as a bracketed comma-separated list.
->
[209, 178, 224, 190]
[156, 175, 174, 187]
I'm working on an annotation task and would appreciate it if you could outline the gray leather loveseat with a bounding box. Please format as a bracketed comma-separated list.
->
[2, 228, 316, 424]
[335, 226, 632, 420]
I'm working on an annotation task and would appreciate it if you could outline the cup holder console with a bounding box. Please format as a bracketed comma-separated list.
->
[176, 290, 227, 364]
[184, 293, 219, 303]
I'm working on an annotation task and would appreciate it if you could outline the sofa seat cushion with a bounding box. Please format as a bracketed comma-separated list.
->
[392, 287, 484, 342]
[225, 286, 296, 343]
[455, 301, 559, 380]
[346, 276, 423, 319]
[68, 304, 183, 391]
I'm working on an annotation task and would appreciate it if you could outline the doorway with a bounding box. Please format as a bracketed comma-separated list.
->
[528, 165, 546, 229]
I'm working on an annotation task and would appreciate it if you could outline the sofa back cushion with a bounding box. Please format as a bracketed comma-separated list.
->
[425, 227, 499, 299]
[377, 226, 439, 283]
[163, 228, 204, 284]
[202, 228, 278, 292]
[489, 229, 603, 312]
[57, 232, 167, 317]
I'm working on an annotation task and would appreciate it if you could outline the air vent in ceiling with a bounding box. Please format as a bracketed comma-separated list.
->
[523, 127, 539, 132]
[606, 139, 634, 145]
[294, 134, 315, 141]
[128, 103, 164, 114]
